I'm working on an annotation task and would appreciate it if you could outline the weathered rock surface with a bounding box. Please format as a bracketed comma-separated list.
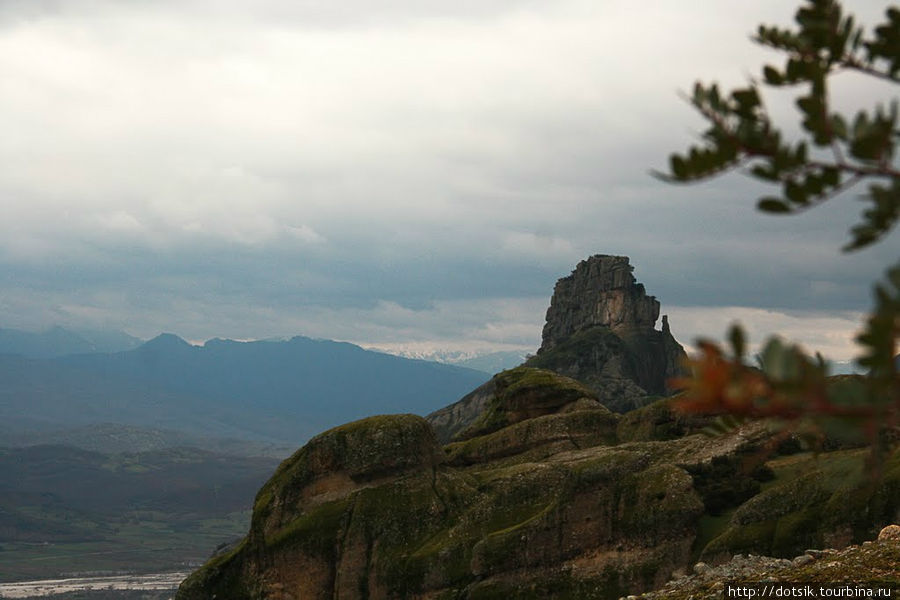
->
[177, 408, 714, 600]
[541, 255, 660, 347]
[879, 524, 900, 541]
[427, 366, 602, 444]
[697, 448, 900, 564]
[175, 377, 900, 600]
[426, 378, 496, 445]
[528, 255, 687, 412]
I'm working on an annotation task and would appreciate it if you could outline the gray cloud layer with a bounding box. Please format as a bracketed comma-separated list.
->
[0, 0, 893, 360]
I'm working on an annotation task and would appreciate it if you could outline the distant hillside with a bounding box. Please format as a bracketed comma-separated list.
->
[0, 326, 142, 358]
[0, 444, 280, 581]
[2, 422, 293, 458]
[0, 334, 489, 445]
[0, 444, 275, 521]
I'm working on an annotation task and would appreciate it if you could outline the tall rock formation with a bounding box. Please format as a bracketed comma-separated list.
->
[526, 255, 687, 412]
[540, 255, 660, 349]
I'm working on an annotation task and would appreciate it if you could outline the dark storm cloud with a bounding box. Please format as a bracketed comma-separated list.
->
[0, 0, 891, 360]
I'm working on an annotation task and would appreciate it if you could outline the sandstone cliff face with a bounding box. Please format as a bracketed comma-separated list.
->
[540, 255, 660, 348]
[528, 255, 687, 412]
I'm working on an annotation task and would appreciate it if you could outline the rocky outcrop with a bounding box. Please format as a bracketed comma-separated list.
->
[528, 255, 687, 412]
[540, 255, 660, 348]
[696, 446, 900, 564]
[177, 405, 720, 600]
[178, 397, 900, 600]
[426, 378, 498, 445]
[428, 366, 602, 444]
[438, 367, 619, 462]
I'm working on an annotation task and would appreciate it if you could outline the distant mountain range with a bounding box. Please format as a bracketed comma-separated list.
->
[0, 326, 143, 358]
[0, 333, 489, 447]
[0, 328, 494, 580]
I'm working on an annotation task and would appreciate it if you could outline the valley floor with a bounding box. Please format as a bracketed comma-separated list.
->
[0, 571, 187, 599]
[0, 510, 249, 583]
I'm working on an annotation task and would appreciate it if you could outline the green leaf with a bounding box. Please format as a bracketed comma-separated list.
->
[728, 324, 747, 360]
[763, 65, 784, 85]
[831, 114, 848, 140]
[670, 155, 688, 179]
[751, 165, 778, 182]
[844, 181, 900, 251]
[759, 338, 788, 379]
[785, 179, 809, 205]
[758, 198, 792, 213]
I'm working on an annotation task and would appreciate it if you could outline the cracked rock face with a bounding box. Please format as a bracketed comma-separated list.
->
[540, 255, 661, 351]
[530, 255, 687, 411]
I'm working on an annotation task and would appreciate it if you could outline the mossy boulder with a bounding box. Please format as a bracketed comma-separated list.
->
[453, 366, 602, 441]
[179, 414, 461, 600]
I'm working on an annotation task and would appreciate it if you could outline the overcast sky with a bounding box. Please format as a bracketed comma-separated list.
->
[0, 0, 894, 361]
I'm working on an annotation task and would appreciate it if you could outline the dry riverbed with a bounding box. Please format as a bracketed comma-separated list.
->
[0, 572, 189, 598]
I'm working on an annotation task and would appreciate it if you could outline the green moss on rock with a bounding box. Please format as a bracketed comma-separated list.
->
[616, 397, 710, 442]
[526, 326, 685, 413]
[178, 399, 897, 600]
[701, 449, 900, 561]
[446, 409, 617, 466]
[455, 367, 601, 441]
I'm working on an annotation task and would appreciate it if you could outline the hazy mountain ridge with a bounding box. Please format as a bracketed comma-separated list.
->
[0, 326, 143, 359]
[0, 330, 489, 579]
[0, 333, 489, 444]
[1, 422, 293, 458]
